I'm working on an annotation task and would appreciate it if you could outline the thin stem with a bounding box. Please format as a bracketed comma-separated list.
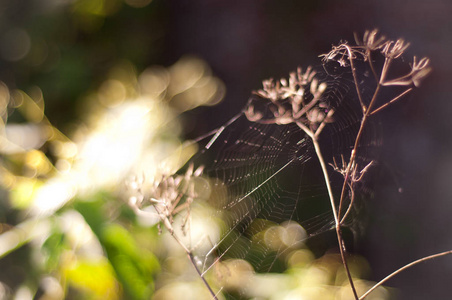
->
[338, 56, 397, 221]
[366, 50, 379, 83]
[311, 136, 359, 299]
[336, 228, 359, 300]
[359, 250, 452, 299]
[340, 161, 373, 225]
[314, 109, 335, 137]
[334, 50, 395, 300]
[340, 183, 355, 225]
[378, 57, 393, 85]
[337, 57, 391, 218]
[312, 138, 339, 225]
[187, 252, 218, 299]
[297, 111, 359, 298]
[293, 95, 321, 119]
[346, 46, 367, 111]
[154, 206, 219, 300]
[370, 88, 413, 116]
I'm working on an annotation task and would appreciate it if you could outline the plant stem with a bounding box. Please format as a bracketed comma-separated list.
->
[187, 252, 219, 300]
[311, 136, 359, 299]
[298, 103, 360, 299]
[359, 250, 452, 299]
[154, 206, 219, 300]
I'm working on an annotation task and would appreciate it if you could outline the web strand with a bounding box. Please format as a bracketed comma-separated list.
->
[183, 62, 380, 285]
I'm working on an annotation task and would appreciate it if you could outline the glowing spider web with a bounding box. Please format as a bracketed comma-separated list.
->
[177, 57, 383, 295]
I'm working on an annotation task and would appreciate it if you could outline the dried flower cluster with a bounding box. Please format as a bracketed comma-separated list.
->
[127, 163, 204, 235]
[322, 29, 431, 88]
[245, 66, 333, 133]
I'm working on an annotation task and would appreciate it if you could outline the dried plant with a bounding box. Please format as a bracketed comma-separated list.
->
[126, 163, 219, 298]
[244, 29, 448, 300]
[129, 30, 451, 299]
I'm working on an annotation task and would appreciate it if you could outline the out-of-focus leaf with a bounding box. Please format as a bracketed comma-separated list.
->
[42, 229, 66, 271]
[75, 197, 160, 299]
[64, 258, 119, 300]
[73, 197, 106, 236]
[102, 224, 160, 300]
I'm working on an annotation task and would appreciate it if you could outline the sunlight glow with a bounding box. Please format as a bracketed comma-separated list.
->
[0, 56, 226, 298]
[21, 57, 225, 216]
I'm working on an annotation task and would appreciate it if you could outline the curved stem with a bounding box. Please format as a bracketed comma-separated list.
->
[359, 250, 452, 299]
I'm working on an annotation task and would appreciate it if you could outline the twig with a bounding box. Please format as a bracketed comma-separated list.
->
[311, 138, 339, 225]
[370, 88, 413, 116]
[154, 205, 219, 300]
[127, 165, 218, 299]
[359, 250, 452, 299]
[308, 117, 359, 299]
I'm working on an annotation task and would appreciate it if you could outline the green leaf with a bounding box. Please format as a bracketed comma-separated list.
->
[74, 196, 160, 300]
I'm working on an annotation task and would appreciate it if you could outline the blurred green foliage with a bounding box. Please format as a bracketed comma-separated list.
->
[0, 2, 225, 298]
[1, 0, 168, 130]
[74, 197, 160, 299]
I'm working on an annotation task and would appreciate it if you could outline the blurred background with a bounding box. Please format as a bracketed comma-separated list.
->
[0, 0, 451, 299]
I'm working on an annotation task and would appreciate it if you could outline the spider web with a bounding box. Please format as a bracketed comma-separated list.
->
[179, 58, 382, 296]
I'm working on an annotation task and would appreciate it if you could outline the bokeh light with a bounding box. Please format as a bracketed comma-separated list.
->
[0, 28, 31, 62]
[0, 53, 226, 298]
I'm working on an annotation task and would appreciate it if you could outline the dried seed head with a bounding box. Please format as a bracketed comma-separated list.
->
[382, 39, 410, 59]
[357, 29, 388, 51]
